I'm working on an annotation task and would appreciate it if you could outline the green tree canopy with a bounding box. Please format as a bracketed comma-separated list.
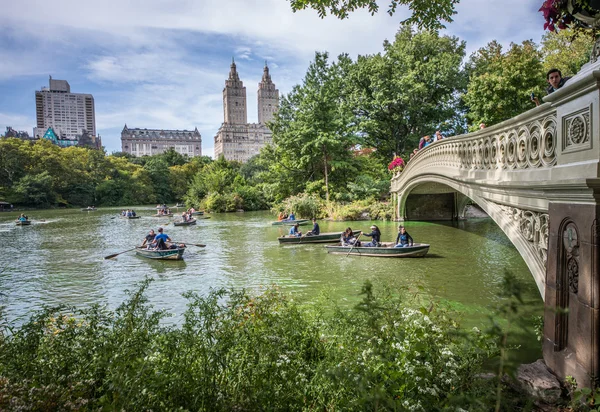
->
[288, 0, 459, 30]
[541, 28, 593, 77]
[347, 25, 466, 160]
[463, 40, 546, 130]
[268, 52, 359, 202]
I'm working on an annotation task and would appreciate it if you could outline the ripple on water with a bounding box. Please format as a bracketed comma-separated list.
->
[0, 210, 543, 355]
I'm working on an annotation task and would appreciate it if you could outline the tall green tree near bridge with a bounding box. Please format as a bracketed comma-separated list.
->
[463, 40, 546, 130]
[540, 28, 594, 78]
[268, 52, 359, 202]
[346, 25, 466, 161]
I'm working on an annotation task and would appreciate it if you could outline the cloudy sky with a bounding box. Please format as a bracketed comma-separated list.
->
[1, 0, 545, 156]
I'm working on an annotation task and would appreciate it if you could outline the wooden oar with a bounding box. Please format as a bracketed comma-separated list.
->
[170, 241, 206, 247]
[104, 246, 139, 259]
[346, 233, 362, 257]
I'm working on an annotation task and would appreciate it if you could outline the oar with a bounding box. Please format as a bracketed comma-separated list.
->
[104, 246, 139, 259]
[346, 233, 362, 257]
[170, 241, 206, 247]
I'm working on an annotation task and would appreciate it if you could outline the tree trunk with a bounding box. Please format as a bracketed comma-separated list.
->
[323, 146, 329, 203]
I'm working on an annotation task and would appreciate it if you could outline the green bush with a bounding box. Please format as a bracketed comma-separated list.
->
[274, 193, 324, 219]
[0, 280, 504, 411]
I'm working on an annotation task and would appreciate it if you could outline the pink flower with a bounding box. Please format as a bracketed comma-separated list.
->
[388, 156, 405, 171]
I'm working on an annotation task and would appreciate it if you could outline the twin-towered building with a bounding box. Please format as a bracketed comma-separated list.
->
[120, 60, 279, 161]
[213, 60, 279, 162]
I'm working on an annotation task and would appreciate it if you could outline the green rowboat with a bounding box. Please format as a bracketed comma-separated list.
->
[271, 219, 310, 226]
[173, 219, 196, 226]
[278, 230, 362, 244]
[120, 215, 141, 219]
[325, 242, 430, 257]
[135, 246, 186, 260]
[15, 220, 31, 226]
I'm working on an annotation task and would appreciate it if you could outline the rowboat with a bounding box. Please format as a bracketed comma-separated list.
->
[135, 246, 186, 260]
[151, 213, 173, 217]
[15, 220, 31, 226]
[325, 242, 430, 257]
[120, 215, 141, 219]
[173, 219, 196, 226]
[278, 230, 362, 244]
[271, 219, 310, 226]
[81, 207, 97, 211]
[190, 211, 204, 216]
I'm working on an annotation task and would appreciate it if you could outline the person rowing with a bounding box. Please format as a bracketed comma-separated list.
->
[341, 227, 360, 246]
[152, 227, 185, 250]
[289, 223, 302, 237]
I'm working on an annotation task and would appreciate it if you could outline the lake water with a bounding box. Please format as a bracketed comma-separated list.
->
[0, 208, 543, 361]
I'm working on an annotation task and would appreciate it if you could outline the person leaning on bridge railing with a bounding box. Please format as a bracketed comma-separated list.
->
[532, 68, 572, 106]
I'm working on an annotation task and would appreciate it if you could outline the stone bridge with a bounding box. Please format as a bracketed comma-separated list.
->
[390, 63, 600, 387]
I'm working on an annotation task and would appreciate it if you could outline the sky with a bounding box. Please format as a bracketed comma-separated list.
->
[0, 0, 546, 157]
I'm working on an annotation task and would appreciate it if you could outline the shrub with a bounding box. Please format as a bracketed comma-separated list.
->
[274, 193, 324, 218]
[0, 280, 502, 411]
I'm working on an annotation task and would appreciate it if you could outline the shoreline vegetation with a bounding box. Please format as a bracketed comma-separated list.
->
[0, 278, 541, 411]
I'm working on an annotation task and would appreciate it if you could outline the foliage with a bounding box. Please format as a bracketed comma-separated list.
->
[541, 28, 593, 77]
[324, 198, 394, 221]
[540, 0, 600, 35]
[463, 40, 546, 130]
[346, 25, 467, 161]
[0, 279, 506, 411]
[12, 171, 56, 207]
[566, 375, 600, 411]
[274, 192, 324, 218]
[268, 52, 359, 202]
[288, 0, 459, 30]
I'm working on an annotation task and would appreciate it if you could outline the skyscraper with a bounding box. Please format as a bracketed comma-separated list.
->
[34, 76, 96, 140]
[214, 60, 279, 163]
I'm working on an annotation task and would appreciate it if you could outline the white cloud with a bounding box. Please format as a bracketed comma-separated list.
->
[0, 0, 549, 154]
[0, 112, 35, 134]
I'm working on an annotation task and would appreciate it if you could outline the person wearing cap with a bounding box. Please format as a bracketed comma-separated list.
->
[363, 225, 381, 247]
[394, 226, 414, 248]
[306, 218, 320, 236]
[289, 223, 302, 237]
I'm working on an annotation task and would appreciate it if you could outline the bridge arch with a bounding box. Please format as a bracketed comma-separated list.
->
[396, 175, 548, 298]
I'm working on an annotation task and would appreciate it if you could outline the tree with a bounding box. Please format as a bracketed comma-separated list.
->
[268, 52, 359, 202]
[13, 171, 56, 207]
[347, 25, 466, 160]
[463, 40, 546, 129]
[288, 0, 459, 30]
[144, 158, 172, 203]
[161, 148, 187, 167]
[541, 28, 593, 77]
